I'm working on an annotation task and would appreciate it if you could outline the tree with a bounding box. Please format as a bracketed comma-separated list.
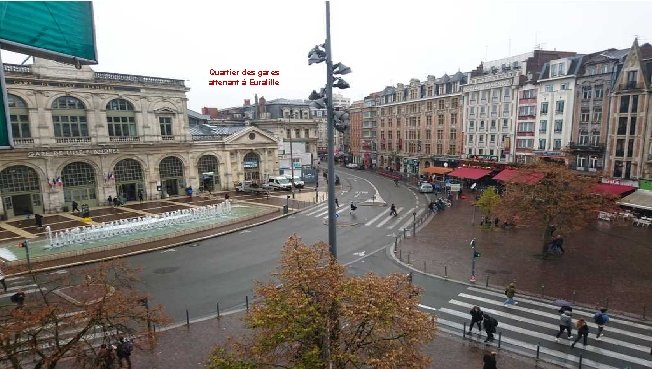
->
[474, 186, 500, 226]
[494, 162, 617, 255]
[0, 260, 170, 369]
[207, 235, 436, 369]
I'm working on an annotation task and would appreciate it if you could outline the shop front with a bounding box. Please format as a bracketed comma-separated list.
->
[0, 165, 44, 218]
[159, 156, 185, 197]
[114, 158, 146, 202]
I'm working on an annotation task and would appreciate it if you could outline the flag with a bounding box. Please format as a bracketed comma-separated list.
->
[56, 176, 63, 187]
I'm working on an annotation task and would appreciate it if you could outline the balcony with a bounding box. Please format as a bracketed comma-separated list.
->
[567, 142, 605, 152]
[109, 136, 141, 143]
[620, 81, 643, 90]
[94, 72, 186, 87]
[161, 135, 175, 141]
[4, 64, 31, 74]
[55, 137, 91, 144]
[13, 138, 34, 145]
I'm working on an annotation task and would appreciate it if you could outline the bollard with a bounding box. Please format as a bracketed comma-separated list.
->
[463, 322, 467, 339]
[643, 304, 647, 320]
[536, 342, 540, 360]
[407, 252, 411, 264]
[579, 354, 583, 368]
[404, 228, 407, 239]
[217, 301, 220, 319]
[572, 290, 576, 304]
[246, 295, 249, 311]
[423, 260, 427, 273]
[498, 332, 502, 348]
[485, 275, 490, 288]
[399, 249, 402, 261]
[395, 238, 398, 249]
[186, 309, 190, 327]
[541, 284, 545, 299]
[444, 265, 448, 279]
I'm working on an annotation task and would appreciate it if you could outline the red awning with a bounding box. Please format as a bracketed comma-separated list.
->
[448, 167, 492, 180]
[592, 183, 637, 197]
[492, 168, 544, 185]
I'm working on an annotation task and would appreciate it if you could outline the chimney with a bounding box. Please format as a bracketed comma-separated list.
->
[244, 99, 251, 106]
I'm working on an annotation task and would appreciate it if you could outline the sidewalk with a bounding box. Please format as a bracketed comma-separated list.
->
[116, 312, 561, 369]
[398, 190, 652, 316]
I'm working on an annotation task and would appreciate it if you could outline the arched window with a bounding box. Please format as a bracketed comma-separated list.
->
[106, 99, 137, 138]
[159, 156, 184, 178]
[7, 94, 30, 138]
[62, 162, 97, 203]
[243, 152, 260, 181]
[0, 165, 40, 193]
[52, 96, 88, 138]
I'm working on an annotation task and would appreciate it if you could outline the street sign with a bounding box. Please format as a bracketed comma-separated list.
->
[450, 184, 461, 192]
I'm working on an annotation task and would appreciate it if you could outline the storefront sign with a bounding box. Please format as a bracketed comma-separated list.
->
[27, 148, 119, 158]
[6, 79, 141, 92]
[243, 160, 259, 168]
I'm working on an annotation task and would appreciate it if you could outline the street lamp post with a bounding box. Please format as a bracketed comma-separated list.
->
[288, 115, 295, 199]
[324, 1, 337, 259]
[470, 238, 477, 283]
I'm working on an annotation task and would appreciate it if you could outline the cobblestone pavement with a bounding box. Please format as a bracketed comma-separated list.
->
[399, 190, 652, 316]
[67, 312, 558, 369]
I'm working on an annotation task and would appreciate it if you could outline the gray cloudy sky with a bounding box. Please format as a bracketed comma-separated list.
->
[3, 0, 652, 111]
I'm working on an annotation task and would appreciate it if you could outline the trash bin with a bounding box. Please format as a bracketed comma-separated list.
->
[81, 204, 90, 218]
[283, 205, 289, 215]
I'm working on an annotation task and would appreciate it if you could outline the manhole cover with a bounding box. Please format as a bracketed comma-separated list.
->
[153, 267, 180, 274]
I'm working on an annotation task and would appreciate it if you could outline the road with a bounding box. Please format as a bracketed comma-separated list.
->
[4, 168, 650, 369]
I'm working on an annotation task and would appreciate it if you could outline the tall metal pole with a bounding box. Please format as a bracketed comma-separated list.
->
[325, 1, 336, 259]
[289, 115, 295, 199]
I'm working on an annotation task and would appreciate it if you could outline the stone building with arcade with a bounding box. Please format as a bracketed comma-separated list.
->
[0, 58, 278, 219]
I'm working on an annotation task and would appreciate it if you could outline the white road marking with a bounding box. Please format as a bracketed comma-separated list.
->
[376, 207, 404, 228]
[160, 249, 176, 253]
[386, 207, 415, 229]
[364, 210, 389, 227]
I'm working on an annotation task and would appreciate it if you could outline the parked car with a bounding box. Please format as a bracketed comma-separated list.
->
[267, 176, 292, 191]
[235, 181, 270, 195]
[346, 163, 358, 169]
[284, 174, 305, 189]
[419, 182, 434, 193]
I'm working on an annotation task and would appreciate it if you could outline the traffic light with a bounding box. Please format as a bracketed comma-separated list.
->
[473, 250, 481, 258]
[333, 109, 350, 133]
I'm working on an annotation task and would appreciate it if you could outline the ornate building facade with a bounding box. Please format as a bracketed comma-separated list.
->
[0, 58, 278, 218]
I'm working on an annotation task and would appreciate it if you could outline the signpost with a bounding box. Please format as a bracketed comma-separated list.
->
[0, 1, 98, 148]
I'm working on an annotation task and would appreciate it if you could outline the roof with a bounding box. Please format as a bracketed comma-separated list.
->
[592, 183, 637, 197]
[448, 167, 492, 180]
[422, 166, 453, 175]
[188, 124, 246, 138]
[618, 189, 652, 211]
[492, 168, 544, 185]
[188, 109, 211, 120]
[265, 98, 311, 106]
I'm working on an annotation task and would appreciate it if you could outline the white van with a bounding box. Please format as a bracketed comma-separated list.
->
[419, 182, 434, 193]
[268, 176, 292, 191]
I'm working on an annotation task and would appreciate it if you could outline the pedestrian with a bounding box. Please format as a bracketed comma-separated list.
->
[10, 289, 25, 307]
[107, 195, 113, 207]
[549, 224, 557, 236]
[105, 344, 117, 368]
[335, 198, 339, 207]
[138, 190, 144, 203]
[571, 319, 589, 348]
[0, 263, 7, 293]
[71, 200, 80, 213]
[389, 203, 397, 217]
[593, 308, 609, 340]
[555, 310, 574, 342]
[504, 282, 518, 305]
[349, 201, 357, 214]
[34, 213, 44, 228]
[554, 235, 565, 254]
[116, 337, 133, 368]
[113, 197, 120, 207]
[482, 351, 497, 369]
[483, 312, 498, 342]
[468, 305, 483, 334]
[96, 344, 109, 369]
[225, 193, 230, 201]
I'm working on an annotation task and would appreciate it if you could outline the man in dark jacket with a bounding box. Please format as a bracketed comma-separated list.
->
[116, 337, 132, 368]
[468, 305, 484, 334]
[483, 312, 498, 342]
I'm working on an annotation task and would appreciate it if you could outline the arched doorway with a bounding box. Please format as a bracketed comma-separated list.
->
[159, 156, 184, 197]
[243, 152, 260, 182]
[62, 162, 97, 207]
[197, 155, 220, 192]
[114, 159, 145, 202]
[0, 166, 43, 218]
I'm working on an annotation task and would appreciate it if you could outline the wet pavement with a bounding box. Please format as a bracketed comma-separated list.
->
[92, 312, 560, 369]
[399, 190, 652, 316]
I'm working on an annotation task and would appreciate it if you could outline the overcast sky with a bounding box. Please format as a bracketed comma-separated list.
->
[2, 0, 652, 112]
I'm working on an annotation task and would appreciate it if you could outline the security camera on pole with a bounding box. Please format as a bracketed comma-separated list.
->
[470, 238, 480, 283]
[307, 14, 352, 259]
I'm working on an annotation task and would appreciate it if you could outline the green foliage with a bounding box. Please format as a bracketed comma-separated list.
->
[474, 186, 500, 217]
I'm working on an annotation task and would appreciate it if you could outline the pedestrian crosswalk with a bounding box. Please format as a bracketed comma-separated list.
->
[305, 204, 426, 230]
[428, 286, 652, 369]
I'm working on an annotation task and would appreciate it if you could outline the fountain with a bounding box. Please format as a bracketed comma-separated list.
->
[46, 200, 234, 249]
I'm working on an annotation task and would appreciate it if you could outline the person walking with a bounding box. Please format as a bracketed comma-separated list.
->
[554, 310, 574, 342]
[482, 351, 497, 369]
[483, 312, 498, 342]
[107, 195, 113, 207]
[335, 198, 339, 207]
[468, 305, 484, 334]
[571, 319, 589, 348]
[138, 190, 144, 203]
[0, 263, 7, 293]
[504, 282, 517, 306]
[71, 200, 80, 213]
[389, 203, 398, 217]
[349, 201, 357, 214]
[116, 337, 133, 368]
[593, 308, 610, 340]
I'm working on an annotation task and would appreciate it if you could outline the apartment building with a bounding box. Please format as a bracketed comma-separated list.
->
[376, 73, 466, 174]
[348, 100, 363, 164]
